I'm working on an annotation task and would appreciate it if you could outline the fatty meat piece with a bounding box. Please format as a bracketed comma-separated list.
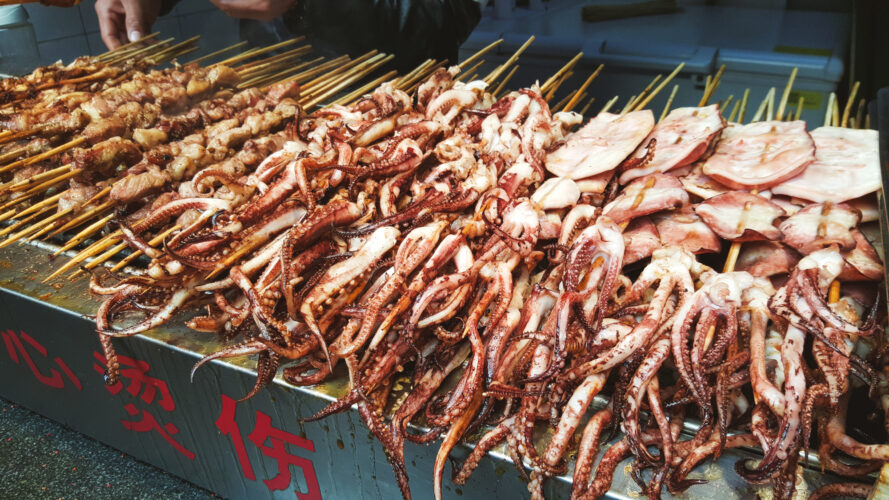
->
[778, 202, 860, 254]
[652, 207, 721, 255]
[622, 216, 660, 265]
[603, 173, 689, 224]
[695, 191, 785, 241]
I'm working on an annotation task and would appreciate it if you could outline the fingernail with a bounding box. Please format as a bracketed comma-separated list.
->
[128, 31, 142, 43]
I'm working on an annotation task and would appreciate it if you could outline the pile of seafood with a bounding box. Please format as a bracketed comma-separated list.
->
[18, 59, 887, 499]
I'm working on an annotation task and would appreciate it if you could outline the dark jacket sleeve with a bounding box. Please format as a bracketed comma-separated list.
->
[282, 0, 481, 72]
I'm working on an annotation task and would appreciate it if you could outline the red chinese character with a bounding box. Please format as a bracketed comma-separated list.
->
[94, 351, 194, 460]
[2, 330, 81, 390]
[92, 352, 174, 410]
[122, 404, 195, 460]
[216, 394, 257, 481]
[217, 394, 322, 500]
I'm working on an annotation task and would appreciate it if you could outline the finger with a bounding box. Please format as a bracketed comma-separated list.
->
[97, 8, 125, 49]
[122, 0, 150, 43]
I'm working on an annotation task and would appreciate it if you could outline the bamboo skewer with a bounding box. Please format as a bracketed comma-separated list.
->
[492, 65, 519, 98]
[214, 37, 305, 68]
[794, 96, 805, 121]
[0, 207, 75, 247]
[727, 98, 741, 123]
[405, 62, 447, 95]
[750, 88, 775, 123]
[632, 62, 686, 112]
[775, 67, 798, 121]
[51, 213, 115, 257]
[97, 33, 160, 60]
[721, 95, 734, 113]
[457, 60, 486, 83]
[553, 89, 580, 113]
[737, 88, 750, 123]
[459, 39, 503, 72]
[619, 95, 638, 114]
[544, 71, 574, 102]
[0, 137, 85, 173]
[185, 41, 249, 65]
[831, 93, 840, 126]
[484, 36, 535, 85]
[600, 96, 620, 114]
[841, 81, 861, 128]
[0, 205, 55, 238]
[0, 164, 71, 192]
[659, 84, 680, 121]
[562, 64, 604, 113]
[540, 52, 583, 95]
[627, 74, 663, 112]
[304, 57, 395, 109]
[337, 71, 401, 107]
[44, 199, 114, 241]
[579, 96, 597, 116]
[43, 230, 123, 283]
[14, 189, 70, 219]
[68, 224, 183, 279]
[698, 64, 726, 106]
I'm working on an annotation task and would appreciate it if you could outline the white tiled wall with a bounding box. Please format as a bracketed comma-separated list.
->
[24, 0, 239, 66]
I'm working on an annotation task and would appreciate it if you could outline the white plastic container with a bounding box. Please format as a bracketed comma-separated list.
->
[461, 0, 849, 122]
[0, 5, 40, 76]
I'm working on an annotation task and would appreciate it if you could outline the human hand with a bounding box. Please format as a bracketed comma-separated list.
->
[95, 0, 160, 50]
[210, 0, 297, 21]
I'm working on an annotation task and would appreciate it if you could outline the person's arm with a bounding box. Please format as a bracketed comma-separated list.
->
[95, 0, 178, 49]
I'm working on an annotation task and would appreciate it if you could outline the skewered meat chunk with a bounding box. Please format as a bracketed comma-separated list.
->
[772, 127, 880, 203]
[778, 202, 861, 254]
[69, 137, 141, 176]
[702, 120, 815, 190]
[620, 104, 726, 184]
[695, 191, 785, 241]
[603, 173, 689, 224]
[652, 207, 721, 255]
[545, 110, 655, 179]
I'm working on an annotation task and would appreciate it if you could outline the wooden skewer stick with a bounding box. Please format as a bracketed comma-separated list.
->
[579, 96, 597, 116]
[484, 35, 535, 85]
[794, 96, 805, 121]
[553, 89, 580, 113]
[459, 39, 503, 71]
[44, 199, 114, 241]
[541, 52, 583, 94]
[632, 62, 686, 112]
[71, 223, 181, 279]
[236, 46, 312, 75]
[215, 37, 306, 67]
[750, 88, 774, 122]
[775, 67, 799, 121]
[823, 92, 836, 127]
[766, 87, 776, 121]
[4, 169, 82, 208]
[107, 224, 181, 273]
[240, 58, 320, 89]
[600, 95, 620, 114]
[840, 81, 861, 128]
[0, 208, 76, 248]
[0, 205, 55, 238]
[562, 64, 604, 113]
[659, 84, 680, 121]
[492, 65, 519, 99]
[339, 71, 402, 107]
[52, 213, 115, 257]
[0, 164, 71, 192]
[627, 74, 663, 112]
[721, 94, 734, 113]
[107, 37, 174, 64]
[831, 95, 840, 127]
[304, 60, 395, 109]
[737, 88, 750, 123]
[727, 98, 741, 123]
[301, 53, 386, 100]
[396, 59, 433, 87]
[456, 59, 486, 83]
[698, 64, 726, 106]
[406, 62, 447, 95]
[185, 40, 249, 65]
[278, 56, 347, 86]
[855, 98, 867, 129]
[43, 230, 123, 283]
[97, 32, 160, 60]
[300, 51, 376, 94]
[544, 71, 574, 102]
[619, 95, 637, 114]
[0, 127, 43, 146]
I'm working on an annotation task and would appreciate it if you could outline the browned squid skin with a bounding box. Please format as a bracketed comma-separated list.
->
[279, 199, 361, 317]
[808, 482, 874, 500]
[623, 334, 671, 464]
